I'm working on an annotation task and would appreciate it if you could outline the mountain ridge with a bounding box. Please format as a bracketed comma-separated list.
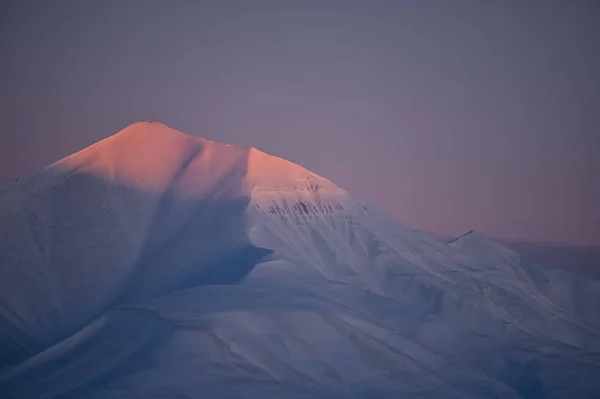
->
[44, 121, 341, 194]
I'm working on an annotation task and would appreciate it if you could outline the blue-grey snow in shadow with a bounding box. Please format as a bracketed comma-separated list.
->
[2, 162, 600, 398]
[0, 155, 274, 399]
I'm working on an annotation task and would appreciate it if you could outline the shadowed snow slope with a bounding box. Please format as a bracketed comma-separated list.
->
[1, 122, 599, 399]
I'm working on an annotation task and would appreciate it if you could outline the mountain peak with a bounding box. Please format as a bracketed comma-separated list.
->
[447, 229, 514, 253]
[447, 229, 522, 264]
[111, 121, 207, 144]
[123, 120, 174, 131]
[447, 229, 484, 244]
[36, 121, 344, 198]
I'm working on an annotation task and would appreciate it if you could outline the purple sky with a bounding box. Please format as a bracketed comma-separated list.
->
[1, 1, 599, 245]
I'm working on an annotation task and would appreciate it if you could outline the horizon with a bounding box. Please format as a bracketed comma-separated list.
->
[1, 1, 599, 245]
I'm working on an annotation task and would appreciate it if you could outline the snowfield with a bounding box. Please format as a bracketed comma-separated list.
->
[1, 122, 599, 399]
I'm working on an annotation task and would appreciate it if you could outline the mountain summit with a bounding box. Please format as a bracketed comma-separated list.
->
[48, 121, 342, 194]
[1, 122, 599, 399]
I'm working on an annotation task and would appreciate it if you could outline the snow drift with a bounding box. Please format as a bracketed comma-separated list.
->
[1, 122, 599, 399]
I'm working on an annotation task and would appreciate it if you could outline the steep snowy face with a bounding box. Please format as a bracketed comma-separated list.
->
[246, 146, 354, 231]
[245, 148, 368, 281]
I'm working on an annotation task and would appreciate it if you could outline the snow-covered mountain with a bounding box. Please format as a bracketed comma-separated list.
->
[1, 122, 599, 399]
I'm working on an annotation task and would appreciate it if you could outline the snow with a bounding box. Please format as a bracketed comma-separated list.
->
[1, 121, 599, 399]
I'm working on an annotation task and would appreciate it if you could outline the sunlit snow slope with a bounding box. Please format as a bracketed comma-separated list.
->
[1, 122, 599, 399]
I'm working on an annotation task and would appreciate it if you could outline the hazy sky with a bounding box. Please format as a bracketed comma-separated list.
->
[1, 1, 599, 245]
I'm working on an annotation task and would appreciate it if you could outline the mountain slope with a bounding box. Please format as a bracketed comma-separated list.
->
[1, 122, 599, 399]
[0, 122, 264, 365]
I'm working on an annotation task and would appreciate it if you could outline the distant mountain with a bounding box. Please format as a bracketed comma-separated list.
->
[430, 232, 599, 280]
[504, 241, 600, 280]
[1, 122, 599, 399]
